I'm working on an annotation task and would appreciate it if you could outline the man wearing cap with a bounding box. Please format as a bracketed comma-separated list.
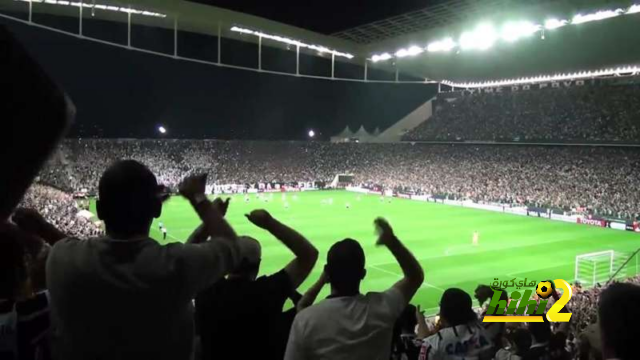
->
[284, 218, 424, 360]
[419, 288, 493, 360]
[195, 209, 318, 360]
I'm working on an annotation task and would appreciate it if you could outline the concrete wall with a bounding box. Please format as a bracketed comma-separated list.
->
[375, 98, 434, 142]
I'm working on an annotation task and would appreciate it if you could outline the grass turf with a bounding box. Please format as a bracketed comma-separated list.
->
[96, 190, 640, 315]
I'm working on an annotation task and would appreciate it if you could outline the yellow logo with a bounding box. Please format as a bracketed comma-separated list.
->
[536, 281, 554, 299]
[482, 278, 572, 323]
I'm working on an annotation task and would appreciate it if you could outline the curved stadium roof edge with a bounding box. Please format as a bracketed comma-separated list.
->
[0, 0, 367, 57]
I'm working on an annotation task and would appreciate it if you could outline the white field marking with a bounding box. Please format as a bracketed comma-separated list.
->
[369, 265, 445, 292]
[166, 233, 182, 241]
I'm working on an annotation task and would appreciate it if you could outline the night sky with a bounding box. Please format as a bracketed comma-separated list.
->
[1, 14, 436, 140]
[189, 0, 438, 34]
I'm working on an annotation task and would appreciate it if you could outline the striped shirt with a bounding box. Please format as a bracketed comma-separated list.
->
[419, 321, 493, 360]
[0, 291, 51, 360]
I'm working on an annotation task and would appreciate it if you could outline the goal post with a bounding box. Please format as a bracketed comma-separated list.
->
[575, 250, 614, 287]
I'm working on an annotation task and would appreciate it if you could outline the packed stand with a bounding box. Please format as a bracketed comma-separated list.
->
[403, 82, 640, 143]
[4, 26, 640, 360]
[7, 144, 640, 360]
[39, 140, 640, 220]
[19, 184, 101, 238]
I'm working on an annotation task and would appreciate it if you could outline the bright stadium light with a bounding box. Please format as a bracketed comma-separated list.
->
[395, 46, 424, 58]
[572, 9, 623, 24]
[501, 21, 540, 42]
[544, 18, 568, 30]
[308, 130, 315, 138]
[158, 126, 167, 134]
[230, 26, 354, 59]
[460, 24, 497, 51]
[427, 38, 456, 52]
[440, 65, 640, 88]
[371, 53, 393, 62]
[368, 3, 640, 62]
[628, 4, 640, 14]
[14, 0, 166, 17]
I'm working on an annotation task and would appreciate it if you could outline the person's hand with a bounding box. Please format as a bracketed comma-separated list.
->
[374, 217, 398, 246]
[212, 197, 231, 216]
[12, 208, 47, 232]
[245, 209, 275, 229]
[416, 304, 426, 323]
[179, 174, 207, 200]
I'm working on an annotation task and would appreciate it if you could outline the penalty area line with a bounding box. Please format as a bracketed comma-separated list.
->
[369, 265, 445, 292]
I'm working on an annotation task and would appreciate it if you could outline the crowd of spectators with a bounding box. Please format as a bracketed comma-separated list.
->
[403, 82, 640, 143]
[19, 184, 102, 238]
[38, 140, 640, 220]
[14, 157, 640, 360]
[489, 275, 640, 360]
[4, 26, 640, 360]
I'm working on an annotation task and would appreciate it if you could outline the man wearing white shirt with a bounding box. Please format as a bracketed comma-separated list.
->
[285, 218, 424, 360]
[47, 161, 241, 360]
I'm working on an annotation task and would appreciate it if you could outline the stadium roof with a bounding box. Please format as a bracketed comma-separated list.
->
[332, 0, 510, 46]
[4, 0, 640, 83]
[0, 0, 362, 54]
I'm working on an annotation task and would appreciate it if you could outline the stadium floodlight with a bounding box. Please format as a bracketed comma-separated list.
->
[440, 65, 640, 88]
[230, 26, 354, 60]
[395, 46, 424, 58]
[427, 38, 456, 52]
[544, 18, 568, 30]
[572, 9, 623, 25]
[371, 53, 393, 62]
[158, 126, 167, 134]
[501, 21, 541, 42]
[459, 24, 497, 51]
[308, 130, 315, 138]
[628, 4, 640, 14]
[14, 0, 166, 17]
[367, 3, 640, 62]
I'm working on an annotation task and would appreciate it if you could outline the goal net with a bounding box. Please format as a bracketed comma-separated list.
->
[575, 250, 638, 287]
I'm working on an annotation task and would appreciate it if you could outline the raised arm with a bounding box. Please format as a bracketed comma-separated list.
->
[178, 175, 241, 293]
[297, 271, 326, 312]
[246, 210, 318, 289]
[376, 218, 424, 302]
[185, 198, 231, 244]
[179, 175, 236, 241]
[416, 305, 434, 339]
[186, 223, 208, 244]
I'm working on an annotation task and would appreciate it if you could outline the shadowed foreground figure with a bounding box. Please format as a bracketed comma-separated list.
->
[46, 161, 241, 360]
[195, 208, 318, 360]
[285, 218, 424, 360]
[598, 282, 640, 360]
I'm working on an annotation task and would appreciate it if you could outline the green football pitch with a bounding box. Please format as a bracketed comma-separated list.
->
[106, 190, 640, 315]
